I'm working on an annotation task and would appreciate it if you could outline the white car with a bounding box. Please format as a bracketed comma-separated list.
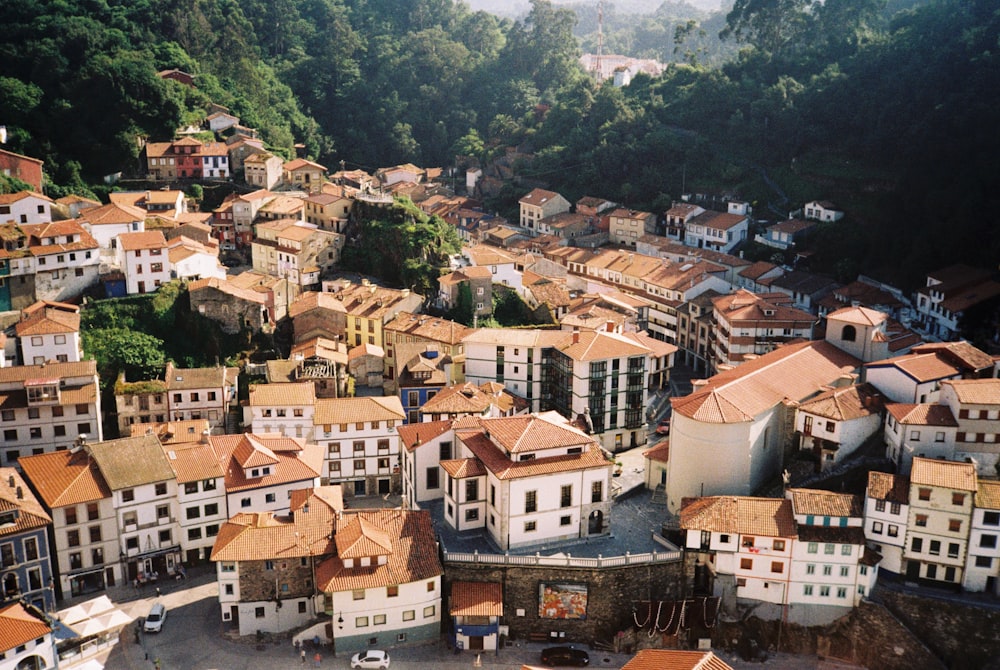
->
[143, 603, 166, 633]
[351, 650, 390, 669]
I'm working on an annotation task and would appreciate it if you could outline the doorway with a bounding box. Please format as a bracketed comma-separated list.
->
[588, 510, 604, 535]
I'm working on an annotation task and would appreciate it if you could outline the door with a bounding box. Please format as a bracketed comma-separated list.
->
[905, 561, 920, 581]
[354, 480, 366, 496]
[378, 478, 390, 495]
[469, 636, 484, 651]
[105, 567, 115, 587]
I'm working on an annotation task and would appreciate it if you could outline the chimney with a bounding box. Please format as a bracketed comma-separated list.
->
[572, 328, 580, 344]
[16, 486, 23, 500]
[201, 429, 211, 445]
[7, 475, 14, 488]
[606, 320, 615, 333]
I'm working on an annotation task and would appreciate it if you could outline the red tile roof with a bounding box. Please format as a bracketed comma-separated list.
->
[0, 602, 52, 653]
[621, 649, 734, 670]
[19, 448, 111, 508]
[679, 496, 797, 538]
[450, 581, 503, 617]
[866, 472, 909, 504]
[910, 457, 977, 491]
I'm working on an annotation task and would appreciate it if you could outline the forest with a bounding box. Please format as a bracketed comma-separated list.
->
[0, 0, 998, 289]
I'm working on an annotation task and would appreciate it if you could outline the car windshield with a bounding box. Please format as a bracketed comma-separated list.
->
[147, 613, 160, 621]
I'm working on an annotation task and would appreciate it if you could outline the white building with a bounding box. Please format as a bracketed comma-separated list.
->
[0, 191, 53, 224]
[863, 471, 910, 575]
[883, 403, 958, 474]
[398, 420, 453, 509]
[161, 437, 227, 564]
[167, 235, 227, 282]
[965, 480, 1000, 594]
[312, 396, 405, 498]
[444, 413, 613, 550]
[244, 382, 317, 440]
[803, 201, 844, 222]
[940, 378, 1000, 476]
[794, 383, 883, 471]
[15, 300, 82, 365]
[0, 602, 55, 670]
[116, 231, 171, 295]
[463, 329, 566, 411]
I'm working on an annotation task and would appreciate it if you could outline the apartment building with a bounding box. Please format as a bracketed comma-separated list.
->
[15, 300, 82, 365]
[0, 468, 54, 612]
[864, 471, 910, 574]
[116, 231, 171, 295]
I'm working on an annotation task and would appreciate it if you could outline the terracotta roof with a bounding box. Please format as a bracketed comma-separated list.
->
[555, 329, 651, 362]
[313, 396, 405, 425]
[941, 378, 1000, 405]
[0, 602, 52, 653]
[316, 509, 441, 593]
[15, 301, 80, 336]
[672, 340, 860, 424]
[739, 261, 780, 281]
[866, 472, 909, 504]
[289, 291, 349, 317]
[79, 202, 146, 225]
[797, 383, 881, 421]
[866, 352, 960, 383]
[519, 188, 564, 207]
[621, 649, 734, 670]
[826, 305, 888, 327]
[767, 219, 815, 235]
[161, 442, 225, 483]
[397, 420, 453, 452]
[284, 158, 327, 172]
[679, 496, 797, 538]
[713, 289, 816, 325]
[336, 514, 393, 558]
[885, 403, 957, 426]
[463, 328, 567, 348]
[643, 440, 670, 463]
[249, 382, 316, 406]
[910, 457, 977, 491]
[787, 488, 862, 518]
[976, 480, 1000, 511]
[19, 449, 111, 508]
[188, 277, 268, 305]
[476, 414, 592, 455]
[911, 341, 995, 373]
[88, 435, 176, 489]
[450, 581, 503, 617]
[0, 468, 51, 536]
[210, 434, 323, 493]
[440, 457, 487, 479]
[210, 505, 335, 562]
[459, 430, 610, 481]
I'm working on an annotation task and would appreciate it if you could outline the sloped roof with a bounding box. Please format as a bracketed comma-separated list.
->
[672, 340, 859, 424]
[621, 649, 734, 670]
[940, 378, 1000, 405]
[866, 352, 961, 382]
[316, 509, 441, 593]
[477, 414, 592, 455]
[797, 383, 881, 421]
[910, 457, 977, 491]
[450, 581, 503, 617]
[313, 396, 405, 425]
[885, 403, 957, 426]
[161, 442, 225, 483]
[19, 449, 111, 508]
[15, 301, 80, 336]
[210, 434, 322, 493]
[397, 420, 453, 452]
[977, 480, 1000, 511]
[458, 428, 609, 481]
[0, 602, 52, 653]
[0, 468, 51, 536]
[87, 435, 175, 489]
[787, 488, 862, 518]
[866, 472, 909, 504]
[248, 381, 316, 406]
[680, 496, 797, 538]
[827, 305, 888, 327]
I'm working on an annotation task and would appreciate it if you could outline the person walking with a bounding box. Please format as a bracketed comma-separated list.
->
[313, 652, 321, 667]
[300, 648, 306, 664]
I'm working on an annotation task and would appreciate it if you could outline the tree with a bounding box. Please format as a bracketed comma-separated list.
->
[83, 328, 165, 387]
[720, 0, 813, 55]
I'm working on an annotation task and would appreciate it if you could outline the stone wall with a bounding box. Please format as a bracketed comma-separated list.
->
[444, 559, 685, 644]
[876, 587, 1000, 670]
[239, 559, 314, 602]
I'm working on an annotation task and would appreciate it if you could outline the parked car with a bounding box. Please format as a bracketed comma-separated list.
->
[655, 418, 671, 435]
[143, 603, 166, 633]
[351, 650, 391, 669]
[540, 646, 590, 667]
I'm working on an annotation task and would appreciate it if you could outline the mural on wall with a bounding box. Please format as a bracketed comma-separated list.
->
[538, 582, 588, 619]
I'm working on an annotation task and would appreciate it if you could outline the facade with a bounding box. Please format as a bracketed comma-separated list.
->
[244, 152, 284, 190]
[607, 208, 656, 247]
[78, 203, 145, 253]
[245, 382, 316, 440]
[317, 509, 443, 652]
[711, 290, 817, 371]
[0, 148, 44, 192]
[115, 363, 238, 436]
[913, 265, 1000, 341]
[863, 471, 909, 575]
[20, 220, 102, 304]
[682, 208, 749, 254]
[398, 420, 452, 508]
[303, 192, 353, 233]
[0, 602, 55, 670]
[0, 469, 54, 612]
[940, 378, 1000, 476]
[803, 201, 844, 222]
[188, 276, 273, 335]
[794, 383, 883, 471]
[965, 480, 1000, 594]
[395, 343, 452, 424]
[518, 189, 570, 233]
[437, 266, 493, 320]
[0, 191, 52, 225]
[167, 235, 226, 282]
[901, 457, 976, 588]
[444, 413, 613, 550]
[462, 328, 565, 413]
[383, 312, 473, 389]
[321, 279, 424, 350]
[251, 219, 341, 288]
[15, 300, 82, 365]
[0, 360, 103, 468]
[116, 231, 171, 295]
[312, 396, 405, 497]
[883, 403, 958, 474]
[19, 447, 118, 600]
[282, 159, 327, 193]
[450, 581, 502, 652]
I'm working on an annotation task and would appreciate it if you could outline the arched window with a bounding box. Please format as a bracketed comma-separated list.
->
[841, 325, 857, 342]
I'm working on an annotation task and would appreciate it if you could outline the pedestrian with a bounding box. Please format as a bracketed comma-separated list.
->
[155, 586, 161, 597]
[300, 648, 306, 664]
[313, 652, 321, 667]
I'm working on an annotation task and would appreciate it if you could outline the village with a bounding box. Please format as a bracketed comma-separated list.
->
[1, 98, 999, 670]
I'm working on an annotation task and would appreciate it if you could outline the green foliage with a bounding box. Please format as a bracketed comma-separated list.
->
[83, 328, 166, 384]
[340, 198, 462, 297]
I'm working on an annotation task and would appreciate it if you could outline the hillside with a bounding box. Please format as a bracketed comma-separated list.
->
[0, 0, 997, 289]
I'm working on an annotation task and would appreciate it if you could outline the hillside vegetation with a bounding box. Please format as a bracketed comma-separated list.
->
[0, 0, 997, 288]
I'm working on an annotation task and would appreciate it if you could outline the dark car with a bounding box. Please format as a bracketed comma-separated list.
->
[540, 646, 590, 667]
[655, 418, 671, 435]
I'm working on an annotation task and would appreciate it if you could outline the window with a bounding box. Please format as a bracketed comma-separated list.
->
[823, 565, 832, 576]
[356, 616, 369, 627]
[890, 502, 901, 516]
[983, 511, 1000, 526]
[770, 561, 783, 574]
[916, 514, 928, 527]
[981, 535, 998, 549]
[803, 585, 814, 596]
[872, 521, 883, 534]
[948, 543, 959, 558]
[64, 507, 78, 525]
[156, 504, 169, 519]
[465, 479, 479, 502]
[929, 540, 941, 555]
[353, 589, 365, 600]
[560, 515, 572, 526]
[841, 544, 852, 556]
[354, 459, 365, 471]
[402, 610, 415, 621]
[875, 499, 886, 512]
[184, 482, 198, 495]
[464, 509, 479, 522]
[188, 528, 202, 541]
[89, 526, 102, 542]
[824, 544, 835, 555]
[949, 519, 962, 533]
[204, 503, 219, 516]
[159, 529, 171, 543]
[560, 484, 572, 508]
[67, 530, 80, 547]
[525, 521, 537, 532]
[911, 537, 923, 552]
[840, 566, 850, 577]
[255, 607, 265, 619]
[740, 558, 753, 570]
[241, 498, 251, 508]
[373, 614, 386, 625]
[186, 507, 201, 520]
[24, 538, 38, 561]
[918, 488, 931, 501]
[353, 441, 365, 453]
[888, 525, 899, 537]
[806, 564, 815, 575]
[975, 556, 992, 568]
[265, 493, 276, 503]
[525, 490, 537, 514]
[423, 605, 435, 618]
[837, 587, 847, 599]
[207, 524, 219, 537]
[952, 492, 966, 506]
[807, 542, 818, 554]
[773, 540, 785, 551]
[387, 585, 399, 598]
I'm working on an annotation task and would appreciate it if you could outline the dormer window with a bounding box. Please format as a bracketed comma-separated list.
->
[26, 383, 59, 405]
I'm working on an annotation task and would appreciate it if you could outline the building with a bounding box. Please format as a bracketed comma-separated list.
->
[144, 137, 229, 180]
[244, 152, 284, 190]
[320, 279, 423, 350]
[210, 486, 341, 635]
[316, 508, 443, 651]
[167, 235, 226, 282]
[383, 312, 473, 390]
[395, 344, 452, 424]
[0, 191, 52, 225]
[711, 290, 817, 371]
[462, 328, 567, 413]
[0, 149, 44, 192]
[794, 383, 883, 471]
[755, 219, 817, 250]
[620, 649, 734, 670]
[443, 413, 613, 550]
[449, 581, 502, 652]
[15, 300, 82, 365]
[116, 231, 171, 294]
[312, 396, 405, 497]
[518, 189, 570, 234]
[682, 207, 749, 254]
[0, 360, 103, 468]
[0, 469, 54, 612]
[303, 192, 353, 233]
[78, 203, 145, 254]
[20, 220, 102, 304]
[803, 201, 844, 222]
[158, 435, 227, 564]
[18, 447, 118, 600]
[282, 159, 327, 193]
[397, 420, 452, 508]
[901, 457, 976, 588]
[913, 265, 1000, 341]
[188, 276, 274, 335]
[437, 266, 493, 320]
[863, 471, 909, 575]
[252, 219, 341, 288]
[418, 382, 523, 424]
[0, 601, 55, 670]
[883, 403, 959, 474]
[86, 435, 183, 585]
[608, 209, 656, 247]
[965, 479, 1000, 594]
[288, 291, 349, 344]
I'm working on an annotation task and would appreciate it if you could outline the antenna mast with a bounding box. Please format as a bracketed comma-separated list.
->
[595, 0, 604, 79]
